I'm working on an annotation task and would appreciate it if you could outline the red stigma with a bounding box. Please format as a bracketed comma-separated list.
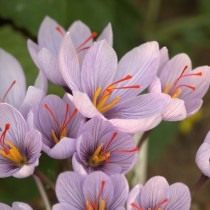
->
[55, 26, 65, 36]
[43, 104, 60, 127]
[0, 123, 11, 154]
[131, 203, 143, 210]
[114, 147, 139, 154]
[2, 80, 16, 101]
[103, 132, 118, 151]
[98, 180, 106, 201]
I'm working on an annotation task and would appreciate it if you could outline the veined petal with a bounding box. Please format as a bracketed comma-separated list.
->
[38, 16, 64, 55]
[59, 33, 80, 90]
[72, 154, 88, 175]
[185, 99, 203, 117]
[81, 40, 117, 96]
[97, 23, 113, 46]
[0, 49, 26, 108]
[159, 47, 169, 71]
[53, 203, 78, 210]
[163, 98, 187, 121]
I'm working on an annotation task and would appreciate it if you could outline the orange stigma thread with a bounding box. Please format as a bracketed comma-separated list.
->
[77, 32, 97, 52]
[0, 123, 26, 165]
[43, 103, 78, 143]
[164, 65, 202, 98]
[93, 74, 140, 113]
[55, 26, 65, 36]
[130, 203, 143, 210]
[1, 80, 16, 102]
[85, 180, 106, 210]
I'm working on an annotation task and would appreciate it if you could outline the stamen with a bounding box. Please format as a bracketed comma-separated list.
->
[107, 74, 132, 88]
[2, 80, 16, 101]
[107, 85, 141, 92]
[77, 32, 97, 50]
[55, 26, 65, 36]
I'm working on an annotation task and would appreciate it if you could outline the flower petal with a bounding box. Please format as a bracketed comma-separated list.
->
[165, 183, 191, 210]
[12, 202, 33, 210]
[34, 71, 48, 94]
[0, 158, 18, 178]
[55, 171, 85, 208]
[53, 203, 78, 210]
[97, 23, 113, 46]
[0, 49, 26, 108]
[159, 47, 169, 71]
[81, 40, 117, 96]
[72, 153, 88, 175]
[0, 203, 10, 210]
[149, 77, 162, 93]
[27, 39, 41, 68]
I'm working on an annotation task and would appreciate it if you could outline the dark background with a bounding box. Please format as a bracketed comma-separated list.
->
[0, 0, 210, 209]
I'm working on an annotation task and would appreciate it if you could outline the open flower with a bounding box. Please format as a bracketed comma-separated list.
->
[0, 49, 47, 117]
[60, 36, 170, 133]
[127, 176, 191, 210]
[27, 16, 112, 86]
[53, 171, 128, 210]
[0, 202, 32, 210]
[149, 47, 210, 121]
[195, 131, 210, 177]
[73, 117, 137, 175]
[0, 103, 42, 178]
[33, 94, 84, 159]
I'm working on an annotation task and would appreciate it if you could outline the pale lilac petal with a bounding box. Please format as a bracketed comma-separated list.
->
[114, 41, 159, 97]
[149, 77, 162, 93]
[163, 98, 187, 121]
[20, 86, 45, 117]
[159, 53, 192, 87]
[34, 71, 48, 93]
[81, 40, 117, 96]
[0, 158, 18, 177]
[72, 154, 88, 175]
[12, 202, 33, 210]
[56, 171, 85, 208]
[0, 203, 10, 210]
[185, 99, 203, 116]
[38, 48, 65, 86]
[0, 49, 26, 108]
[72, 91, 103, 118]
[109, 175, 128, 209]
[97, 23, 113, 46]
[195, 142, 210, 177]
[110, 115, 162, 133]
[140, 176, 169, 209]
[27, 39, 41, 68]
[38, 16, 64, 55]
[67, 20, 91, 48]
[165, 183, 191, 210]
[59, 33, 80, 90]
[44, 137, 76, 159]
[159, 47, 169, 71]
[82, 171, 114, 209]
[204, 131, 210, 144]
[53, 203, 78, 210]
[127, 184, 143, 210]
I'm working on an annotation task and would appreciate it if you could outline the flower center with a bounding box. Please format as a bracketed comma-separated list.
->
[0, 80, 16, 102]
[92, 75, 140, 113]
[163, 65, 202, 98]
[43, 103, 78, 144]
[0, 124, 26, 165]
[85, 180, 106, 210]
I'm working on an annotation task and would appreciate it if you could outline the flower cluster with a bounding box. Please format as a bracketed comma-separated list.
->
[0, 16, 210, 209]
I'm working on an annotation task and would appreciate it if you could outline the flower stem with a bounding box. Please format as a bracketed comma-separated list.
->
[137, 130, 152, 148]
[192, 174, 209, 195]
[33, 174, 51, 210]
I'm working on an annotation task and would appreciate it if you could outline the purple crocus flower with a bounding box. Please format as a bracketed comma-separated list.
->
[53, 171, 128, 210]
[0, 49, 47, 117]
[59, 36, 170, 133]
[0, 103, 42, 178]
[33, 94, 84, 159]
[72, 117, 137, 175]
[149, 47, 210, 121]
[0, 202, 32, 210]
[27, 16, 112, 86]
[195, 131, 210, 177]
[127, 176, 191, 210]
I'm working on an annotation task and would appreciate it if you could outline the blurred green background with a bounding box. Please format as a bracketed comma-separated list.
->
[0, 0, 210, 209]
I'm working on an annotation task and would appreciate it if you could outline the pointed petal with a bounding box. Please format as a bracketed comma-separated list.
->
[38, 16, 64, 55]
[114, 41, 159, 97]
[34, 71, 48, 93]
[0, 49, 26, 108]
[67, 20, 91, 48]
[55, 171, 85, 208]
[159, 47, 169, 71]
[185, 99, 203, 116]
[97, 23, 113, 46]
[163, 98, 187, 121]
[59, 33, 80, 90]
[81, 40, 117, 96]
[165, 183, 191, 210]
[27, 39, 41, 68]
[38, 48, 65, 85]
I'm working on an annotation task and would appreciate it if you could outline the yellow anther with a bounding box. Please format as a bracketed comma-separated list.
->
[171, 88, 182, 98]
[163, 84, 171, 94]
[93, 87, 102, 106]
[0, 141, 26, 165]
[51, 127, 68, 144]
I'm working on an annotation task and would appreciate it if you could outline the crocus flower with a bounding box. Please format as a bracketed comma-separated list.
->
[27, 16, 113, 86]
[195, 131, 210, 177]
[33, 94, 84, 159]
[0, 48, 47, 117]
[53, 171, 128, 210]
[60, 36, 170, 133]
[73, 117, 137, 175]
[149, 47, 210, 121]
[127, 176, 191, 210]
[0, 103, 42, 178]
[0, 202, 32, 210]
